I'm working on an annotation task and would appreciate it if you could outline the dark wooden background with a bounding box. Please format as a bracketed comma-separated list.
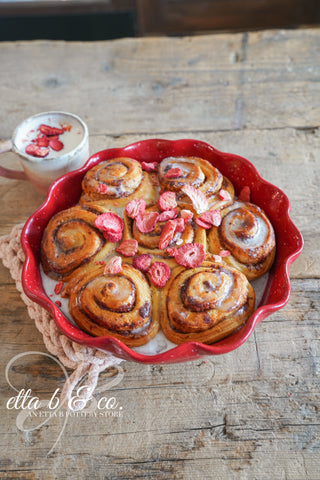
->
[0, 0, 319, 37]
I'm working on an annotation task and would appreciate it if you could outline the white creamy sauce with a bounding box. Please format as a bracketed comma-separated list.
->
[40, 265, 269, 355]
[19, 116, 85, 159]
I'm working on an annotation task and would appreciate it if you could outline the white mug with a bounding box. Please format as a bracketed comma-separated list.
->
[0, 111, 89, 195]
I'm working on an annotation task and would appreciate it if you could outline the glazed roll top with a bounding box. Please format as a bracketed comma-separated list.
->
[208, 201, 276, 279]
[69, 263, 159, 346]
[82, 157, 143, 199]
[161, 261, 255, 344]
[41, 207, 107, 280]
[158, 156, 223, 194]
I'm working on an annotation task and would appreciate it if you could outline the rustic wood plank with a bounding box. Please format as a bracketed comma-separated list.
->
[0, 29, 319, 139]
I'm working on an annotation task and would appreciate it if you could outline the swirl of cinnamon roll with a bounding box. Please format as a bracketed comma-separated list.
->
[158, 156, 234, 210]
[69, 263, 159, 346]
[208, 201, 276, 280]
[41, 206, 115, 282]
[160, 261, 255, 344]
[80, 157, 157, 212]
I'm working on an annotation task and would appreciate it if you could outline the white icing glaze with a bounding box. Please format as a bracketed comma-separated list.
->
[223, 209, 269, 250]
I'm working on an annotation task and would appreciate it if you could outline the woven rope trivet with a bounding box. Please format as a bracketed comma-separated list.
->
[0, 224, 124, 409]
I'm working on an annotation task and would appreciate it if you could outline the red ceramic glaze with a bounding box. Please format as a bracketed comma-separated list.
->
[21, 139, 303, 364]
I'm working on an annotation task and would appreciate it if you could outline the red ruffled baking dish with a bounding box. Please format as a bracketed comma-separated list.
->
[21, 139, 303, 363]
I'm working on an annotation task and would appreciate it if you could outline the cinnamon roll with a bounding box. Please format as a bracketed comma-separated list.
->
[68, 263, 159, 346]
[207, 201, 276, 280]
[79, 157, 157, 211]
[41, 206, 115, 282]
[160, 261, 255, 344]
[124, 204, 205, 259]
[158, 156, 234, 210]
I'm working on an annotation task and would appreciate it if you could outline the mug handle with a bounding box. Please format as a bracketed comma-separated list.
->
[0, 139, 27, 180]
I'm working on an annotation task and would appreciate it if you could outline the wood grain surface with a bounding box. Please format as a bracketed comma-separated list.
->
[0, 30, 319, 480]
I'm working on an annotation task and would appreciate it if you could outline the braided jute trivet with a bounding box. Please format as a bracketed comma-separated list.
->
[0, 224, 124, 409]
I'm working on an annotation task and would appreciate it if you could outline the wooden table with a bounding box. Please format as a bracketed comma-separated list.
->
[0, 29, 319, 479]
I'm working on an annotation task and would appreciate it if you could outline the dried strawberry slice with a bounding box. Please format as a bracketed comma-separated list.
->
[149, 262, 171, 288]
[104, 231, 123, 243]
[49, 139, 64, 151]
[98, 183, 109, 194]
[37, 135, 49, 147]
[158, 208, 179, 222]
[174, 243, 205, 268]
[116, 239, 138, 257]
[165, 167, 182, 178]
[25, 144, 50, 158]
[195, 217, 211, 229]
[40, 124, 64, 136]
[135, 212, 159, 233]
[219, 250, 231, 257]
[125, 199, 147, 219]
[166, 247, 177, 257]
[180, 209, 194, 222]
[173, 218, 185, 233]
[95, 212, 124, 242]
[133, 254, 152, 272]
[181, 185, 208, 214]
[104, 256, 122, 274]
[159, 220, 177, 250]
[141, 161, 158, 172]
[238, 186, 251, 202]
[54, 281, 64, 295]
[196, 209, 221, 228]
[158, 191, 177, 211]
[218, 189, 232, 201]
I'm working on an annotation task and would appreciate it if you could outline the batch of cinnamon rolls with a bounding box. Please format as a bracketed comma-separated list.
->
[41, 155, 276, 347]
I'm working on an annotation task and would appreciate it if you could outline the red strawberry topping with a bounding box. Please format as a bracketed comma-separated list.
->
[166, 247, 177, 257]
[49, 139, 64, 151]
[95, 212, 124, 243]
[158, 208, 179, 222]
[158, 220, 177, 249]
[195, 217, 211, 229]
[158, 191, 177, 211]
[98, 183, 109, 194]
[104, 256, 123, 274]
[149, 262, 171, 288]
[135, 212, 159, 233]
[181, 185, 208, 214]
[196, 209, 221, 229]
[141, 161, 158, 172]
[238, 186, 251, 202]
[125, 199, 147, 219]
[133, 254, 152, 272]
[165, 167, 182, 178]
[37, 135, 49, 147]
[54, 281, 64, 295]
[174, 243, 205, 268]
[180, 209, 194, 222]
[25, 144, 49, 158]
[116, 239, 138, 257]
[173, 217, 185, 233]
[39, 124, 64, 136]
[219, 250, 231, 257]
